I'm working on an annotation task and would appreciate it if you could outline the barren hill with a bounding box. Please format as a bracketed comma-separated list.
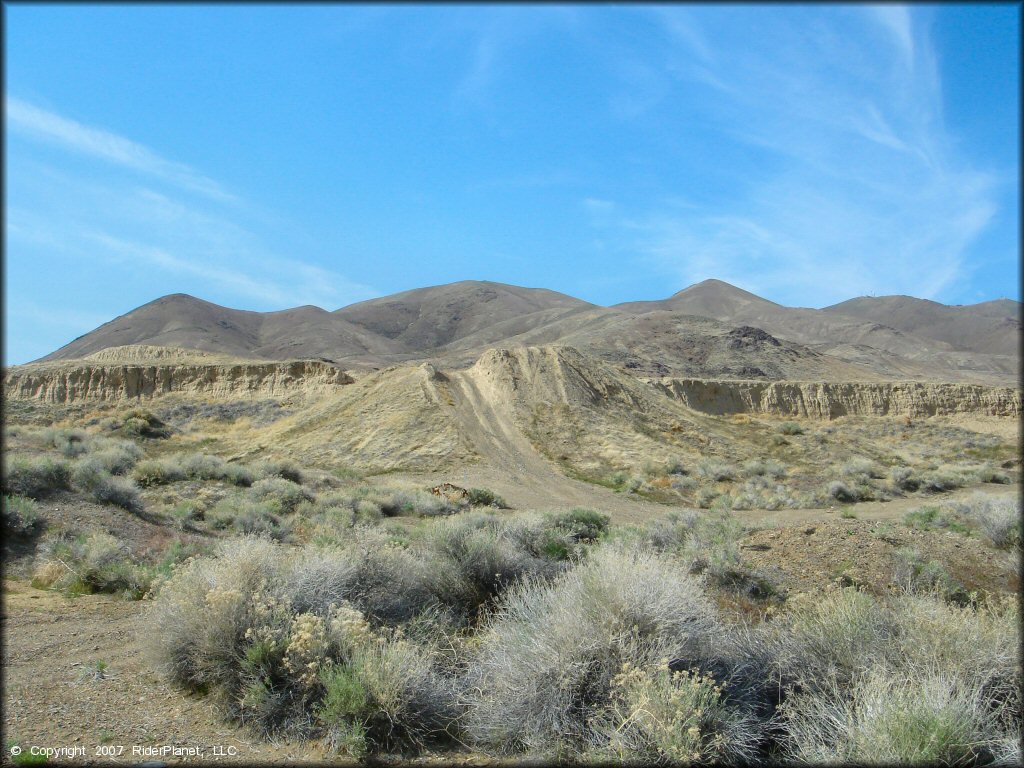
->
[40, 294, 401, 366]
[27, 279, 1019, 385]
[824, 295, 1021, 357]
[615, 280, 1019, 384]
[334, 281, 594, 352]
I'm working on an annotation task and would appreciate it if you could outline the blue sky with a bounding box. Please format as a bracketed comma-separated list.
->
[5, 4, 1020, 363]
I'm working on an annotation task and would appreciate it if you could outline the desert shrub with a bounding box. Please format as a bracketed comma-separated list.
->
[827, 480, 862, 503]
[71, 457, 108, 491]
[95, 475, 144, 513]
[671, 475, 698, 492]
[223, 463, 255, 487]
[776, 589, 1021, 763]
[132, 458, 186, 487]
[778, 422, 804, 436]
[783, 666, 996, 764]
[145, 536, 290, 696]
[91, 441, 143, 475]
[460, 546, 756, 759]
[742, 459, 786, 479]
[890, 465, 920, 492]
[168, 499, 205, 529]
[147, 538, 457, 751]
[181, 453, 230, 482]
[696, 488, 719, 508]
[42, 427, 91, 457]
[549, 507, 609, 542]
[892, 548, 968, 604]
[977, 468, 1011, 485]
[254, 459, 303, 484]
[250, 477, 313, 514]
[642, 511, 776, 599]
[840, 457, 885, 480]
[920, 470, 967, 493]
[774, 588, 888, 687]
[902, 505, 971, 536]
[118, 410, 171, 438]
[960, 495, 1022, 548]
[32, 532, 151, 598]
[345, 635, 456, 750]
[2, 454, 72, 499]
[424, 513, 563, 613]
[696, 460, 737, 482]
[385, 489, 461, 517]
[586, 662, 757, 764]
[3, 495, 42, 537]
[207, 495, 288, 539]
[466, 488, 507, 508]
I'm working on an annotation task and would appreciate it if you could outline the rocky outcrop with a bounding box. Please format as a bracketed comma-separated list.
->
[652, 378, 1021, 419]
[4, 360, 353, 403]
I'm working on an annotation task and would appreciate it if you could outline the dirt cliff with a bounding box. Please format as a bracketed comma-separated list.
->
[651, 378, 1021, 419]
[4, 359, 353, 403]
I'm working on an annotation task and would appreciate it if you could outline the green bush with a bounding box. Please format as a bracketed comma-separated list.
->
[466, 488, 507, 508]
[3, 495, 42, 537]
[778, 422, 804, 436]
[118, 410, 171, 438]
[250, 477, 313, 514]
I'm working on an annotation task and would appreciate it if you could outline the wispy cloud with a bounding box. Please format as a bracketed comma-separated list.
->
[591, 6, 1001, 305]
[6, 97, 236, 202]
[6, 101, 378, 321]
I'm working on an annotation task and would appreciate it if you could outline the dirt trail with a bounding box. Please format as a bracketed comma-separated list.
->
[439, 368, 662, 522]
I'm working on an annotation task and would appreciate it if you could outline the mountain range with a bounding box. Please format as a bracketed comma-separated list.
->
[34, 279, 1020, 384]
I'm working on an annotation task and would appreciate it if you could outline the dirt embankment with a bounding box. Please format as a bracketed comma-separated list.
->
[4, 360, 353, 403]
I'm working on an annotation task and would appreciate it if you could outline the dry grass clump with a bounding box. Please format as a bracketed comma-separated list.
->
[179, 453, 254, 486]
[133, 452, 252, 487]
[460, 546, 759, 760]
[253, 459, 304, 484]
[32, 532, 151, 598]
[2, 454, 72, 499]
[772, 587, 1020, 764]
[132, 458, 187, 487]
[696, 459, 737, 482]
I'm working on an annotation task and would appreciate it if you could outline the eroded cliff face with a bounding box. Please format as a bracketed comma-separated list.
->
[652, 378, 1021, 419]
[4, 360, 353, 403]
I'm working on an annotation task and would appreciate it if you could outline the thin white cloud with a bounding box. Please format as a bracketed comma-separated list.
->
[6, 97, 236, 202]
[83, 229, 374, 309]
[868, 5, 915, 68]
[598, 6, 1001, 305]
